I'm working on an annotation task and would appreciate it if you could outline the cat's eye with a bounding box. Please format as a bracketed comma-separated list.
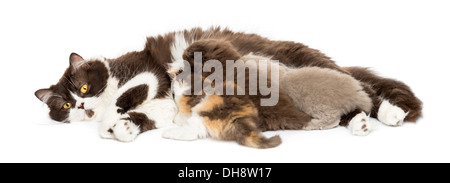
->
[63, 103, 72, 109]
[80, 84, 88, 94]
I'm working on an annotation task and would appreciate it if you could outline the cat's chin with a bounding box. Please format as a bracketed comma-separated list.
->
[80, 110, 96, 121]
[68, 109, 97, 122]
[85, 110, 95, 118]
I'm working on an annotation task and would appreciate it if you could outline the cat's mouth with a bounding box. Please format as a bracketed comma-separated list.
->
[85, 110, 95, 118]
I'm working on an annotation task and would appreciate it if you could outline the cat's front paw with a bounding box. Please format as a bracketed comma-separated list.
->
[162, 127, 199, 141]
[112, 119, 140, 142]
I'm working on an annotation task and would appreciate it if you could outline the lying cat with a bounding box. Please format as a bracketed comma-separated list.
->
[35, 27, 422, 142]
[35, 52, 177, 142]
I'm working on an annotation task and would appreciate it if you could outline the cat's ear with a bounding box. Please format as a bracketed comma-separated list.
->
[35, 88, 53, 102]
[69, 52, 88, 74]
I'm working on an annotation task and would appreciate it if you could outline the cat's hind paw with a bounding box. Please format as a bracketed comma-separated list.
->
[113, 119, 140, 142]
[347, 112, 372, 136]
[378, 100, 408, 126]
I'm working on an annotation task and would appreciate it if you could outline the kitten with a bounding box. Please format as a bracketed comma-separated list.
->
[240, 54, 373, 135]
[167, 73, 282, 149]
[35, 52, 177, 142]
[163, 39, 316, 148]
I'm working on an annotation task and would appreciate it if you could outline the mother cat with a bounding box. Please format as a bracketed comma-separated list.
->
[35, 27, 422, 142]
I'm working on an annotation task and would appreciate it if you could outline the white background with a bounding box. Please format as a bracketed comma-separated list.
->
[0, 0, 449, 163]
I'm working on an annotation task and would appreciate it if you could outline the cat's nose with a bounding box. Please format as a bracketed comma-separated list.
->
[78, 102, 85, 109]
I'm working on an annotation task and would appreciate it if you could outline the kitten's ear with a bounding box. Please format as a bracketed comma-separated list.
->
[145, 37, 157, 59]
[167, 68, 179, 79]
[69, 52, 88, 74]
[35, 88, 53, 102]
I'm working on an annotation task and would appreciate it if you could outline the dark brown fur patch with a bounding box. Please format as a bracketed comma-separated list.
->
[178, 27, 348, 74]
[108, 48, 171, 99]
[115, 84, 149, 114]
[340, 109, 364, 126]
[65, 60, 109, 98]
[85, 110, 95, 118]
[127, 112, 156, 133]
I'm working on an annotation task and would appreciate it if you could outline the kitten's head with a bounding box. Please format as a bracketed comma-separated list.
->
[35, 53, 110, 122]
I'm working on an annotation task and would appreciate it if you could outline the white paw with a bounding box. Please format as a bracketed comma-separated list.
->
[113, 119, 140, 142]
[173, 113, 189, 125]
[348, 112, 371, 136]
[99, 123, 115, 139]
[99, 128, 115, 139]
[162, 127, 199, 141]
[378, 100, 408, 126]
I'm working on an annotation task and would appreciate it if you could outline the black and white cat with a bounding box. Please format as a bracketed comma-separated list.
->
[35, 52, 177, 142]
[35, 27, 422, 142]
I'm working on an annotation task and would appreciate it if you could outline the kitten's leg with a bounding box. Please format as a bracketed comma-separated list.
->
[258, 95, 313, 131]
[339, 82, 377, 136]
[341, 109, 372, 136]
[344, 67, 422, 125]
[228, 117, 282, 149]
[162, 112, 209, 141]
[302, 110, 342, 131]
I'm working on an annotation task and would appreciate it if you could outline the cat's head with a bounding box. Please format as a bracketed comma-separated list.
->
[35, 53, 110, 122]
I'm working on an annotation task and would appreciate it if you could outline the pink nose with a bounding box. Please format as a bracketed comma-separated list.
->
[78, 102, 85, 109]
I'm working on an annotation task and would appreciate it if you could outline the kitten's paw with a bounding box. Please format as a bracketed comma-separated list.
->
[173, 113, 189, 126]
[162, 127, 199, 141]
[113, 119, 140, 142]
[378, 100, 408, 126]
[348, 112, 371, 136]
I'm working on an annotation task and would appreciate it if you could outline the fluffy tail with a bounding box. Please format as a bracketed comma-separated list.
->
[344, 67, 422, 122]
[239, 132, 282, 149]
